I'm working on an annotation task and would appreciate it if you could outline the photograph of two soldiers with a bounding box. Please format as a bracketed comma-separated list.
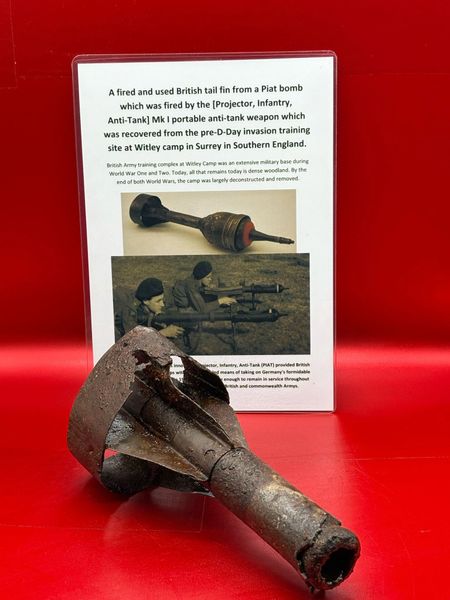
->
[112, 253, 310, 356]
[113, 190, 309, 355]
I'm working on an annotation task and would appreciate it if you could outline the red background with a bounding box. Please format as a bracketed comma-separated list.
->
[1, 2, 449, 599]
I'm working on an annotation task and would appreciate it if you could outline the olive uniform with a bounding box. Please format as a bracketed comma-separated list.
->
[172, 275, 221, 313]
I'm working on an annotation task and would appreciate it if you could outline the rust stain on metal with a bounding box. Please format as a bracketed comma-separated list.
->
[68, 326, 360, 591]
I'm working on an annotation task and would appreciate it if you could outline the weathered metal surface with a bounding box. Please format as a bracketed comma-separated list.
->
[129, 193, 295, 251]
[210, 448, 359, 590]
[68, 326, 360, 591]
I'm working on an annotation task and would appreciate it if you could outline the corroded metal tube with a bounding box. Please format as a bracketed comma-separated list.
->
[211, 448, 359, 590]
[67, 327, 359, 592]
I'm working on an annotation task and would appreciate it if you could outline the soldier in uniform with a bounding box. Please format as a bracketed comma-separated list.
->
[114, 277, 184, 340]
[172, 260, 237, 312]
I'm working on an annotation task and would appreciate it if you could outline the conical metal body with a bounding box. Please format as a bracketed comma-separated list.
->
[68, 327, 359, 591]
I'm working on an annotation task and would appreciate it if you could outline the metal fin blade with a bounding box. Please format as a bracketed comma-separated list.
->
[106, 409, 207, 482]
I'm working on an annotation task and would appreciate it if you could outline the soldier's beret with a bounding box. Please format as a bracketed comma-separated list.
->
[193, 261, 212, 280]
[135, 277, 164, 301]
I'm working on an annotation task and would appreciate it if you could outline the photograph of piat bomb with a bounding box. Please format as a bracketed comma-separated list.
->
[121, 190, 296, 256]
[130, 193, 294, 252]
[112, 253, 309, 355]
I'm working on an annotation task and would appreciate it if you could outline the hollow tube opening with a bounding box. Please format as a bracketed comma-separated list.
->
[320, 547, 357, 585]
[296, 525, 360, 590]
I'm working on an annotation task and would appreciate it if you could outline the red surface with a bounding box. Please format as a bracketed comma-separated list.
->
[1, 345, 449, 599]
[2, 2, 450, 599]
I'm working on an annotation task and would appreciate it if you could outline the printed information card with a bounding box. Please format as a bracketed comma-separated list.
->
[74, 52, 335, 411]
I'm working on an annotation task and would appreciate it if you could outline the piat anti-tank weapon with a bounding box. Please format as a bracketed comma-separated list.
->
[206, 282, 287, 310]
[154, 307, 285, 352]
[129, 194, 295, 252]
[68, 327, 360, 592]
